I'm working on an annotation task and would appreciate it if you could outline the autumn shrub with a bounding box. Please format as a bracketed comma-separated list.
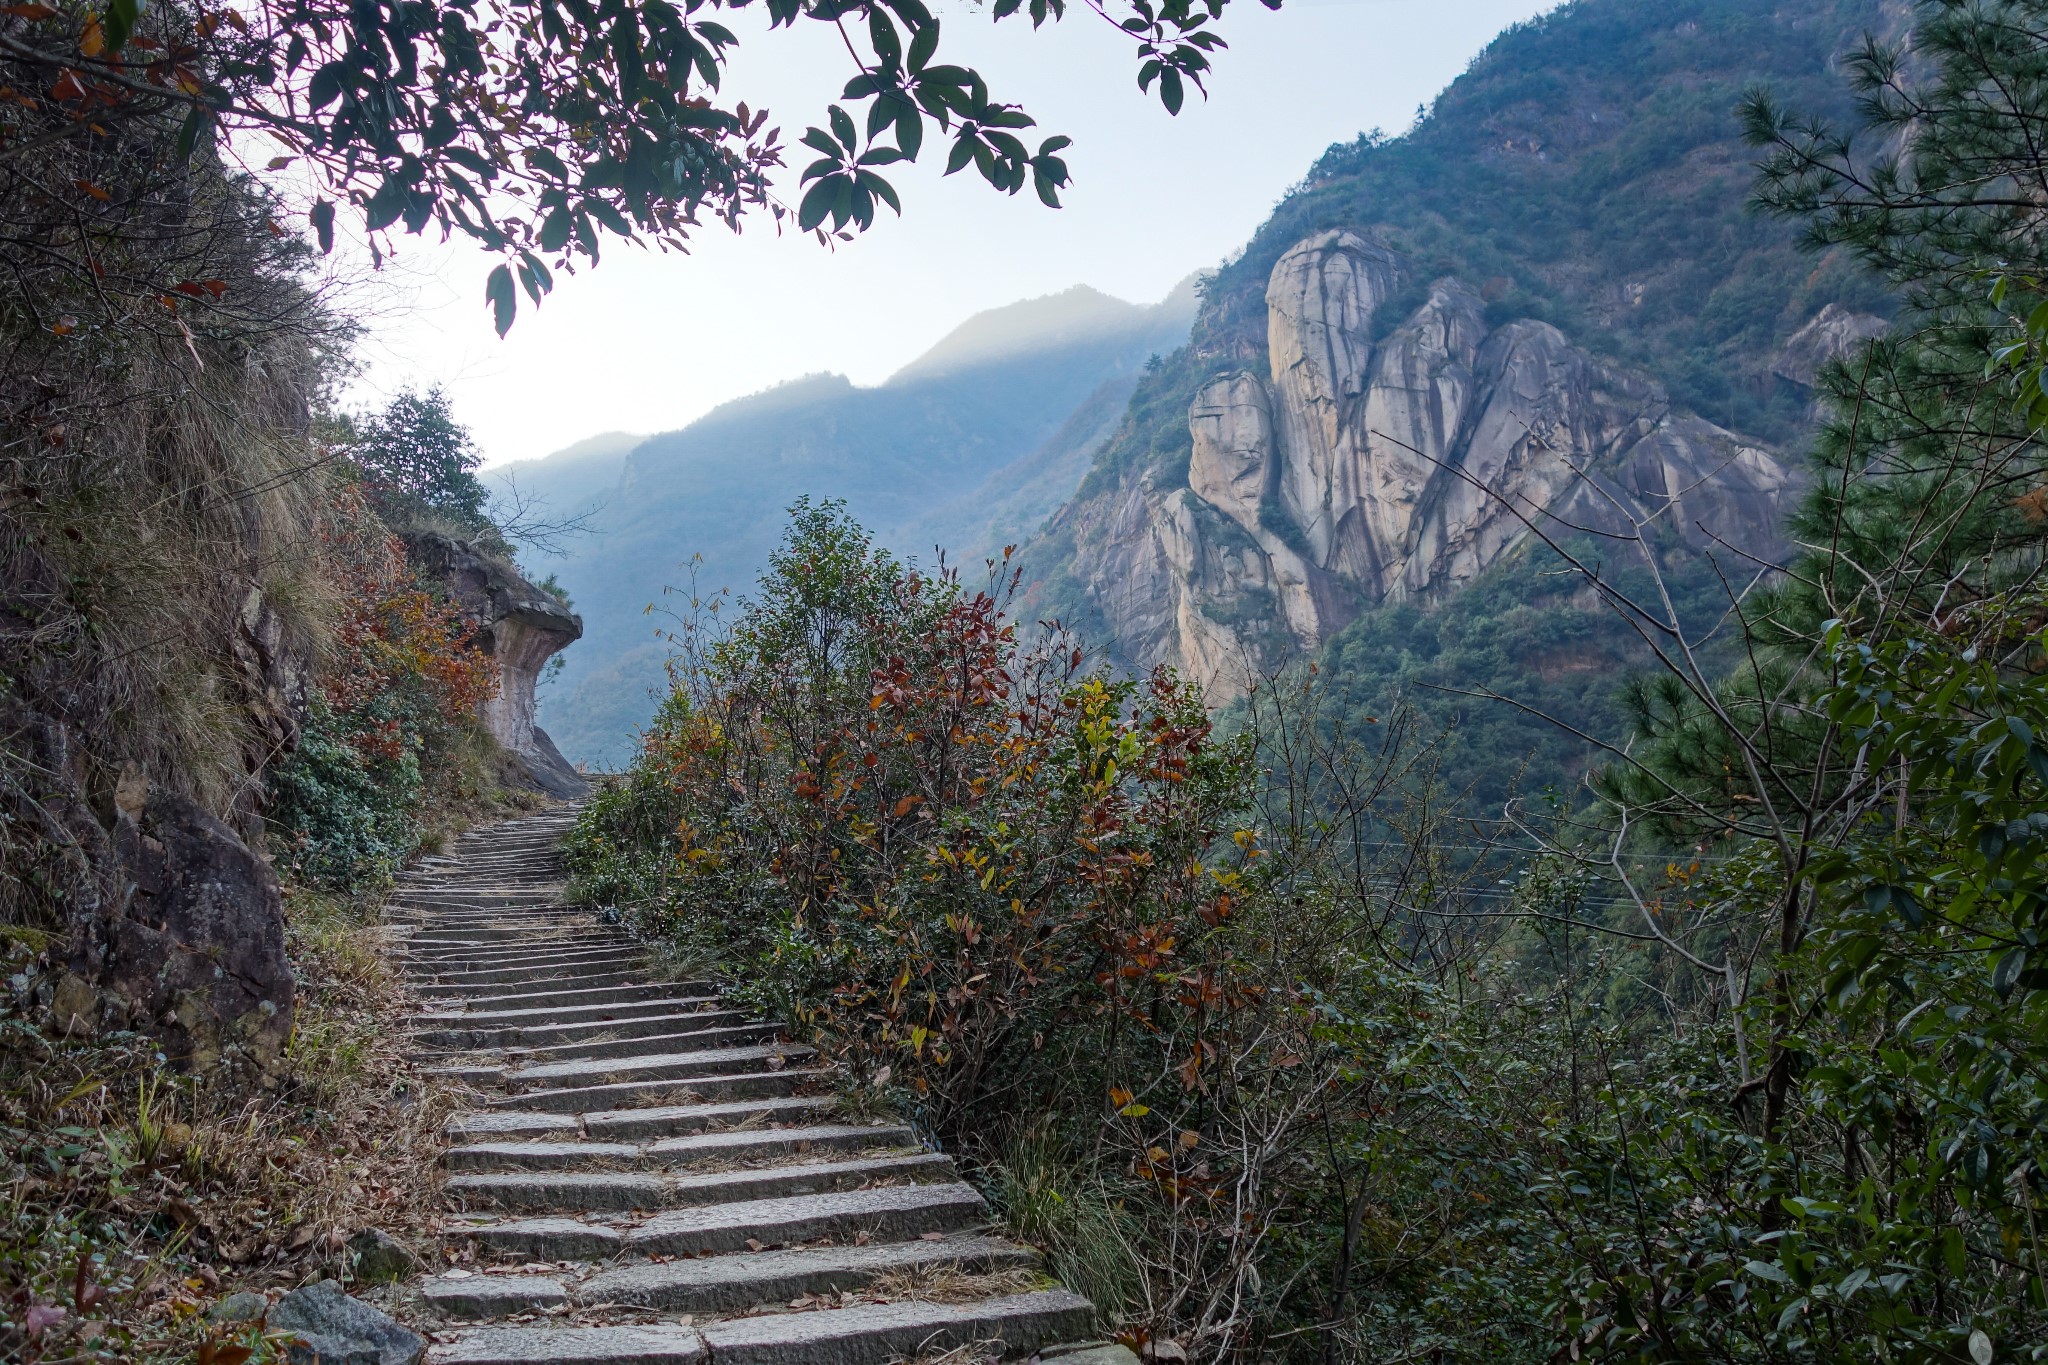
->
[264, 489, 499, 888]
[565, 503, 1523, 1356]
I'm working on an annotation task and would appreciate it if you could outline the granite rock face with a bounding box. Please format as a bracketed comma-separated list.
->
[404, 533, 588, 796]
[1050, 231, 1798, 702]
[11, 699, 296, 1081]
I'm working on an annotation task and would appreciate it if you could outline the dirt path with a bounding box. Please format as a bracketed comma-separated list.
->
[389, 807, 1135, 1365]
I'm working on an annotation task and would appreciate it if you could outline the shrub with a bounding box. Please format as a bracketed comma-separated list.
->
[264, 489, 498, 888]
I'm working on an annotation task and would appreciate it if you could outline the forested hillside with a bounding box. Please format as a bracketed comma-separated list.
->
[1025, 0, 1893, 809]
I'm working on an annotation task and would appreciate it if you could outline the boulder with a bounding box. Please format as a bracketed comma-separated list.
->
[3, 704, 296, 1079]
[346, 1227, 416, 1284]
[96, 782, 296, 1079]
[268, 1279, 424, 1365]
[207, 1291, 269, 1324]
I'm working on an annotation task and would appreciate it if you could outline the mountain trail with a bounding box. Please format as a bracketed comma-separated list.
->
[390, 806, 1134, 1365]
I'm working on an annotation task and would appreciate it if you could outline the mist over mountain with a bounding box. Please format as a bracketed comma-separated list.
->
[523, 281, 1198, 766]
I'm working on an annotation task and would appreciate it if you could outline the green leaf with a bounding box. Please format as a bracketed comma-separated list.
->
[797, 177, 837, 231]
[829, 103, 859, 155]
[1744, 1258, 1790, 1284]
[1992, 947, 2026, 1000]
[103, 0, 138, 54]
[173, 103, 210, 162]
[485, 263, 517, 337]
[907, 16, 939, 72]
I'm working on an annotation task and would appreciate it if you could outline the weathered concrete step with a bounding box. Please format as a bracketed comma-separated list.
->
[417, 981, 675, 1014]
[422, 968, 645, 996]
[444, 1122, 915, 1172]
[583, 1095, 839, 1142]
[421, 1272, 569, 1319]
[436, 1323, 704, 1364]
[458, 1180, 987, 1257]
[415, 1007, 741, 1051]
[407, 947, 631, 978]
[699, 1290, 1095, 1365]
[502, 1042, 812, 1090]
[391, 906, 585, 926]
[403, 930, 613, 954]
[486, 1064, 827, 1114]
[577, 1233, 1036, 1314]
[403, 944, 624, 972]
[413, 961, 642, 990]
[412, 994, 722, 1032]
[444, 1151, 951, 1212]
[437, 1019, 769, 1065]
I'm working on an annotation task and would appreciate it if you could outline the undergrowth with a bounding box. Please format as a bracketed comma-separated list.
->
[1, 884, 466, 1364]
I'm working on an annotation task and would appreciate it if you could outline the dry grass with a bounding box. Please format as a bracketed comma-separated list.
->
[0, 881, 468, 1363]
[887, 1336, 1006, 1365]
[868, 1264, 1043, 1305]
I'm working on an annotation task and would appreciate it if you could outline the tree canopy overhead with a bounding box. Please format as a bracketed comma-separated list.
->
[0, 0, 1267, 333]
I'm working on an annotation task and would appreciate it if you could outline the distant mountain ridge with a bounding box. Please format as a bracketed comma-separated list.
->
[519, 280, 1198, 766]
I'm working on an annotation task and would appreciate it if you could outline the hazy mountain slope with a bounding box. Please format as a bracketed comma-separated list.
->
[1021, 0, 1892, 808]
[489, 430, 642, 530]
[532, 284, 1195, 767]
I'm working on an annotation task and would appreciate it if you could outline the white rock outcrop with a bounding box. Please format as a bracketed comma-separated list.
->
[1054, 231, 1799, 703]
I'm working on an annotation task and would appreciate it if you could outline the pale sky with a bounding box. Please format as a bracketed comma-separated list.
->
[334, 0, 1554, 467]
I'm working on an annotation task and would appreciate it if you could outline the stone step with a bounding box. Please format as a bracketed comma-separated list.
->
[407, 949, 630, 982]
[414, 961, 642, 990]
[457, 1180, 988, 1258]
[444, 1122, 915, 1172]
[421, 1272, 569, 1320]
[502, 1042, 812, 1091]
[415, 1007, 744, 1051]
[417, 981, 677, 1014]
[574, 1233, 1037, 1314]
[579, 1095, 840, 1142]
[487, 1064, 828, 1114]
[404, 945, 623, 971]
[698, 1290, 1095, 1365]
[444, 1151, 952, 1212]
[423, 968, 645, 995]
[412, 995, 723, 1032]
[437, 1020, 770, 1065]
[401, 933, 614, 957]
[435, 1324, 705, 1364]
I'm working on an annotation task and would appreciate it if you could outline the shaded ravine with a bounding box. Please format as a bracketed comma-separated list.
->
[389, 806, 1137, 1364]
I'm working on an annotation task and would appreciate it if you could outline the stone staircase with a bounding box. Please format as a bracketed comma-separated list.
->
[391, 806, 1134, 1365]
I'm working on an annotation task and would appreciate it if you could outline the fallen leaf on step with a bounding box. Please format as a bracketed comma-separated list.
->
[745, 1239, 763, 1251]
[920, 1232, 946, 1241]
[854, 1231, 871, 1246]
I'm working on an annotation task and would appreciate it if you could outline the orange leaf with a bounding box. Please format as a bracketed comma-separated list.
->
[2, 4, 59, 18]
[73, 178, 109, 201]
[78, 13, 103, 54]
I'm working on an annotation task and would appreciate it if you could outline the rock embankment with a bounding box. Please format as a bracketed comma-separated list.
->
[390, 808, 1132, 1365]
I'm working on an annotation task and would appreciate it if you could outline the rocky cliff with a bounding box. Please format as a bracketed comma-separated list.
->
[404, 533, 589, 797]
[1048, 232, 1798, 700]
[1027, 0, 1896, 706]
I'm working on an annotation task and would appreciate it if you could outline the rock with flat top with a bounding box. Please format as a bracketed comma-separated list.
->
[269, 1279, 424, 1365]
[347, 1227, 416, 1283]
